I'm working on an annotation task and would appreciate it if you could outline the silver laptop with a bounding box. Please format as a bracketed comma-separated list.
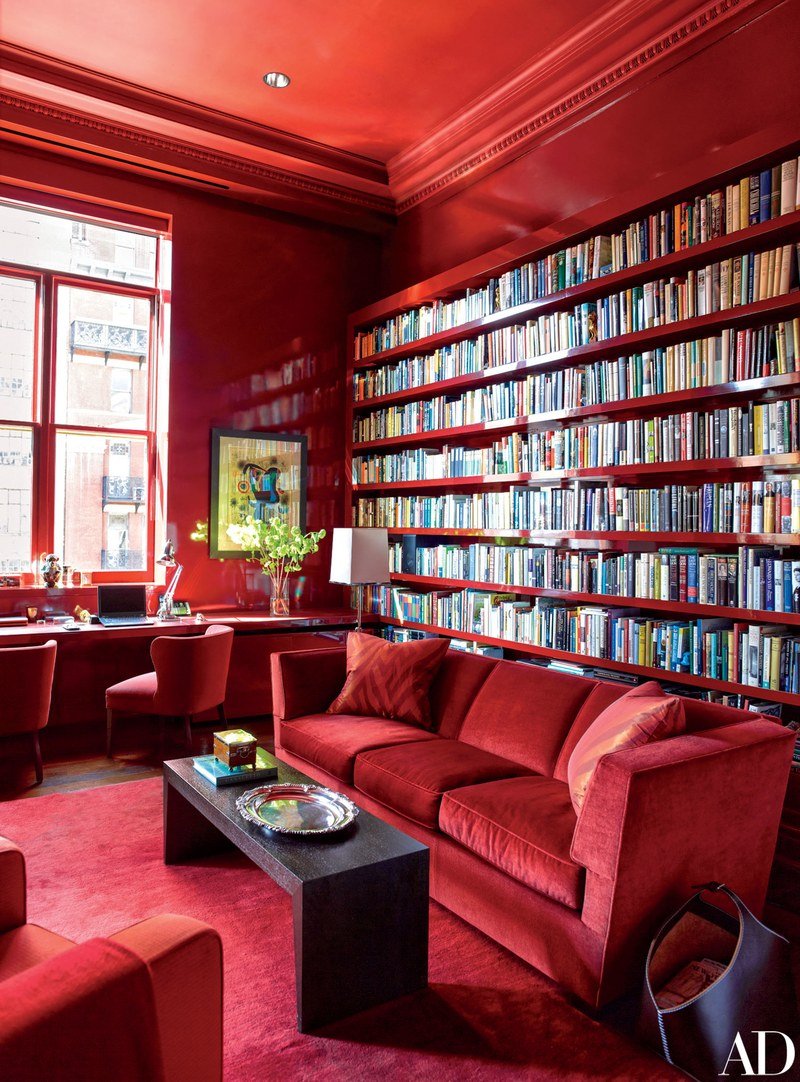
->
[97, 584, 154, 627]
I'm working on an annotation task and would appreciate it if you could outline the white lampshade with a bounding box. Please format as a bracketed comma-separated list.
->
[330, 527, 390, 585]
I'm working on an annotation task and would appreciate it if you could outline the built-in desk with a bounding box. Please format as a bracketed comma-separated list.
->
[2, 610, 356, 728]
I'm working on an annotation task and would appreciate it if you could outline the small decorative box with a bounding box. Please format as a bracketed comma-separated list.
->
[213, 729, 257, 768]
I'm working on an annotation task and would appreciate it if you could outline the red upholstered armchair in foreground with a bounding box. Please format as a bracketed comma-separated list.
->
[0, 640, 56, 785]
[0, 837, 223, 1082]
[106, 624, 234, 756]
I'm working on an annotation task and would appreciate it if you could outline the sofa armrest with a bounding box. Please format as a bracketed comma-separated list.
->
[570, 720, 793, 1003]
[0, 837, 26, 933]
[270, 647, 346, 721]
[109, 914, 223, 1082]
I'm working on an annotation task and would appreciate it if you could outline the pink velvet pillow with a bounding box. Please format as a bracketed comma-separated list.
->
[327, 632, 449, 728]
[567, 681, 685, 813]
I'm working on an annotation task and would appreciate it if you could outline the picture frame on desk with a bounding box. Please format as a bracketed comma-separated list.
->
[209, 428, 308, 559]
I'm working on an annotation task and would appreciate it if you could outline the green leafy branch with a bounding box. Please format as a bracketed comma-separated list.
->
[226, 516, 325, 599]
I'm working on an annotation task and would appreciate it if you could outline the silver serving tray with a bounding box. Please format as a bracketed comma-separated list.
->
[236, 782, 359, 835]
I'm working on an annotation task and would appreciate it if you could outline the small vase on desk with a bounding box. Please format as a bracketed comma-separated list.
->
[40, 553, 62, 589]
[270, 579, 290, 617]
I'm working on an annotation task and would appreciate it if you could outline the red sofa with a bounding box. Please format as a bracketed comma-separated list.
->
[271, 646, 793, 1007]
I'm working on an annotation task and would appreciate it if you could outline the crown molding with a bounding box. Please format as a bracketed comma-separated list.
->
[0, 40, 387, 186]
[390, 0, 769, 212]
[0, 90, 395, 229]
[0, 0, 780, 225]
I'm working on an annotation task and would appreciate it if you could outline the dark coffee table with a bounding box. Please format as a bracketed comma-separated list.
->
[163, 757, 429, 1032]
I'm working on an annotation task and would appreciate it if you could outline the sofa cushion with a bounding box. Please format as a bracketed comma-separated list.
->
[440, 776, 584, 910]
[567, 681, 686, 812]
[354, 738, 530, 828]
[327, 632, 449, 729]
[457, 662, 596, 775]
[553, 682, 628, 782]
[280, 714, 438, 783]
[429, 651, 498, 738]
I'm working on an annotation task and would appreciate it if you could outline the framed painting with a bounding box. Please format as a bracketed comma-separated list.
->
[209, 428, 308, 559]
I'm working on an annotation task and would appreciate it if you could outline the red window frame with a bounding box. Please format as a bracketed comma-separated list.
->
[0, 202, 167, 583]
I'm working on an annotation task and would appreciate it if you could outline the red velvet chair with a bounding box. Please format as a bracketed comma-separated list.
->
[0, 640, 57, 785]
[0, 837, 223, 1081]
[105, 626, 234, 757]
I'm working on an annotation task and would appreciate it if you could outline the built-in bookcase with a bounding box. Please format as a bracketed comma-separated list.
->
[346, 142, 800, 733]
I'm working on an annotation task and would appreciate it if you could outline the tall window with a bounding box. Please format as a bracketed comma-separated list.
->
[0, 198, 168, 580]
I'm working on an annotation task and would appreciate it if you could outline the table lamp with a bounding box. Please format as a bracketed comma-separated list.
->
[156, 538, 183, 620]
[329, 527, 389, 631]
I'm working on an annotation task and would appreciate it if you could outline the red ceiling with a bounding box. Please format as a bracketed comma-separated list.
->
[1, 0, 609, 163]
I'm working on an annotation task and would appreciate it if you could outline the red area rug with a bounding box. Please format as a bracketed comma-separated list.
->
[0, 779, 680, 1080]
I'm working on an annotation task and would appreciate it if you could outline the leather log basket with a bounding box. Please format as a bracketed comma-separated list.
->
[639, 882, 799, 1081]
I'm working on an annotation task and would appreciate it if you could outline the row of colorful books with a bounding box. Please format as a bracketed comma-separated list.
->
[352, 155, 800, 359]
[389, 541, 800, 614]
[379, 623, 504, 656]
[591, 246, 798, 337]
[353, 398, 800, 482]
[364, 585, 800, 693]
[367, 246, 796, 376]
[356, 480, 800, 534]
[353, 320, 800, 404]
[352, 324, 800, 442]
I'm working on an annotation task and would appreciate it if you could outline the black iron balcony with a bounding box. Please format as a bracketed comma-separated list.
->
[70, 320, 148, 363]
[102, 475, 145, 511]
[101, 549, 144, 570]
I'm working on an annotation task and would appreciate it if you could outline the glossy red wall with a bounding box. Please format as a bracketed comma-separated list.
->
[0, 143, 380, 612]
[380, 0, 800, 292]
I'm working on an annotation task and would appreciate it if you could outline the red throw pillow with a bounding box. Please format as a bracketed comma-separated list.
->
[567, 681, 685, 813]
[327, 632, 449, 728]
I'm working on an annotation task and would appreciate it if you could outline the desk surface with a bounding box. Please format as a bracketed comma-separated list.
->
[0, 609, 357, 647]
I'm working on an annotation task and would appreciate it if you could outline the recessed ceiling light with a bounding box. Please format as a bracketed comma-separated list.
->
[263, 72, 291, 89]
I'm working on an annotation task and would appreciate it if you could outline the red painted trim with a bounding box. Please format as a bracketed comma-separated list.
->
[0, 208, 166, 581]
[390, 0, 774, 210]
[0, 177, 171, 233]
[0, 92, 395, 227]
[0, 41, 387, 186]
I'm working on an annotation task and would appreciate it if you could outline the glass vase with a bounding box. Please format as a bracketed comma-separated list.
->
[270, 579, 291, 617]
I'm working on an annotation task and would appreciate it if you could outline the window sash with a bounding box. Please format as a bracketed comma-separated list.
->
[0, 248, 163, 580]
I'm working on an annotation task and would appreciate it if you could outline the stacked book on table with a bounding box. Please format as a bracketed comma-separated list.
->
[194, 748, 278, 786]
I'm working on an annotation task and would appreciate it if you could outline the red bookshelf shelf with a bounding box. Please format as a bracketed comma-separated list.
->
[352, 208, 800, 368]
[353, 373, 800, 451]
[355, 298, 800, 404]
[377, 528, 800, 546]
[352, 453, 800, 491]
[354, 365, 800, 419]
[376, 614, 800, 707]
[389, 573, 800, 627]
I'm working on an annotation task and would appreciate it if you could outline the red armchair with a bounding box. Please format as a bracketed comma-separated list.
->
[0, 837, 223, 1082]
[0, 640, 56, 785]
[106, 625, 234, 756]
